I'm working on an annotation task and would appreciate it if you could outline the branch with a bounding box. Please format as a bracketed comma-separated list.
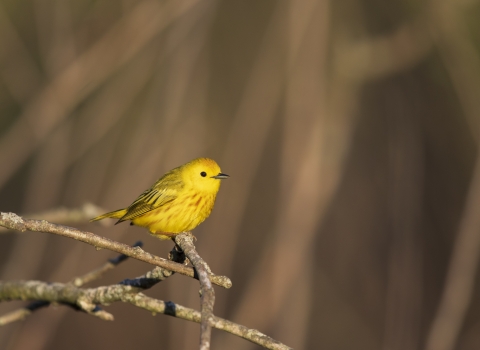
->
[109, 250, 188, 296]
[0, 203, 108, 233]
[0, 241, 144, 325]
[0, 281, 291, 350]
[0, 212, 232, 289]
[175, 233, 215, 350]
[0, 212, 290, 349]
[0, 281, 130, 320]
[127, 294, 292, 350]
[0, 241, 187, 325]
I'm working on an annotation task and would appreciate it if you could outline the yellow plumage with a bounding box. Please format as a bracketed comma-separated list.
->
[91, 158, 229, 240]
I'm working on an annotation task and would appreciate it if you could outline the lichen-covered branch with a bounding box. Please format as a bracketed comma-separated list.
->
[0, 204, 107, 233]
[117, 240, 187, 289]
[126, 294, 292, 350]
[0, 241, 144, 325]
[0, 281, 135, 320]
[0, 212, 231, 289]
[175, 233, 215, 350]
[0, 281, 291, 350]
[0, 212, 291, 349]
[0, 254, 184, 322]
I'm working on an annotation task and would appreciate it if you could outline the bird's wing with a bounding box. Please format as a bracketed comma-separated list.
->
[118, 173, 183, 222]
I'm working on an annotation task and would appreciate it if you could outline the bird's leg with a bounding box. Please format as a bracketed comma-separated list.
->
[169, 239, 190, 266]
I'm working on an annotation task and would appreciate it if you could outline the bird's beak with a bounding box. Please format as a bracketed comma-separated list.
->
[212, 173, 229, 179]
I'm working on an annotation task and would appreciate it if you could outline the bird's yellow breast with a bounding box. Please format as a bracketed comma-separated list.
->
[132, 191, 216, 239]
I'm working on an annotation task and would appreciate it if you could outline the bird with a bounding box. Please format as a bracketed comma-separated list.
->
[91, 158, 229, 240]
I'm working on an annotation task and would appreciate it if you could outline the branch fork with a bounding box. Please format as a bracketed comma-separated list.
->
[0, 211, 292, 350]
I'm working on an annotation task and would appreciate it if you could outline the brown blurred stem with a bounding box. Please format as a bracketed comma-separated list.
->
[424, 1, 480, 349]
[175, 233, 215, 350]
[0, 212, 232, 289]
[424, 122, 480, 350]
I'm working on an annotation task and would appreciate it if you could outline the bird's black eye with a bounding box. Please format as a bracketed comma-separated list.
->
[200, 171, 207, 177]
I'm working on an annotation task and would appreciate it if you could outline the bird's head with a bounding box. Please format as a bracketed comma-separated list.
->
[182, 158, 229, 194]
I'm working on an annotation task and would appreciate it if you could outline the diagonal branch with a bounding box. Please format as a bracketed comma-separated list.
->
[0, 212, 232, 289]
[127, 294, 292, 350]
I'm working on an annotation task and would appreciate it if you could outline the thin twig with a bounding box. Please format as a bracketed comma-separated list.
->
[78, 241, 144, 286]
[0, 212, 232, 289]
[0, 301, 49, 326]
[175, 233, 215, 350]
[118, 243, 188, 289]
[0, 281, 291, 350]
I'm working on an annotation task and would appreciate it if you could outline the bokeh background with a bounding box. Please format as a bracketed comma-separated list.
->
[1, 0, 480, 349]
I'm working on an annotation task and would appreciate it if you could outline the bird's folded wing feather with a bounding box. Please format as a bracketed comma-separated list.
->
[119, 177, 182, 221]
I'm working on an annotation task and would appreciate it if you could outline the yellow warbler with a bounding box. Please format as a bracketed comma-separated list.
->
[91, 158, 229, 240]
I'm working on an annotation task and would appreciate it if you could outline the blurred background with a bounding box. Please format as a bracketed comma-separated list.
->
[0, 0, 479, 349]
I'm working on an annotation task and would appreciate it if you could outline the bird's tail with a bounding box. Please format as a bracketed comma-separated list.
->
[90, 209, 127, 222]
